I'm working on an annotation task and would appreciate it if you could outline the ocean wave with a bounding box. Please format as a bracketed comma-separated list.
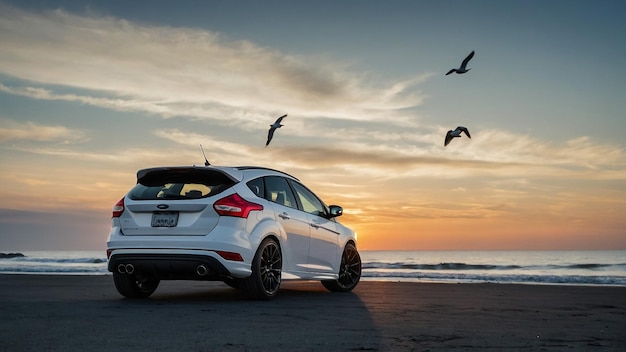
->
[363, 261, 626, 271]
[0, 252, 109, 274]
[551, 263, 625, 270]
[362, 270, 626, 286]
[0, 265, 109, 274]
[363, 262, 522, 270]
[6, 257, 107, 264]
[0, 253, 106, 264]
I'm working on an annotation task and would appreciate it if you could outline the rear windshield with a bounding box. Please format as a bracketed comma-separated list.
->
[128, 168, 236, 200]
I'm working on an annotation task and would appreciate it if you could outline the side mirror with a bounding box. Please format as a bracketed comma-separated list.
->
[328, 205, 343, 218]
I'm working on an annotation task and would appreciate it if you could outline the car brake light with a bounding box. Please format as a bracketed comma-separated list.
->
[112, 197, 125, 218]
[214, 193, 263, 218]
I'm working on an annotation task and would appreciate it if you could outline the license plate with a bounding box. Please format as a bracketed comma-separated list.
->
[151, 212, 179, 227]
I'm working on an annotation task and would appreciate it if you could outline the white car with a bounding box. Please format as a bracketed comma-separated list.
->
[106, 165, 361, 299]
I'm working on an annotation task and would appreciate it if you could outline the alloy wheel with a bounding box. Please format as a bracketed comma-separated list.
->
[260, 241, 282, 294]
[337, 244, 361, 289]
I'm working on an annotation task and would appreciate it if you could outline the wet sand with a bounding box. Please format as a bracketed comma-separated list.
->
[1, 274, 625, 351]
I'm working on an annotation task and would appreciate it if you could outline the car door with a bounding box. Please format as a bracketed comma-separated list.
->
[288, 180, 339, 274]
[262, 176, 311, 274]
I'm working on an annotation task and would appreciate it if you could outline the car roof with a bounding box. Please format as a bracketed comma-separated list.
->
[234, 166, 299, 181]
[136, 165, 299, 184]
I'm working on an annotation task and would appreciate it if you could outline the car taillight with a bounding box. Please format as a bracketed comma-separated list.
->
[214, 193, 263, 218]
[112, 197, 125, 218]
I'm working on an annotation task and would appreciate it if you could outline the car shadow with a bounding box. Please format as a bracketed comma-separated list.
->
[1, 275, 382, 351]
[107, 280, 382, 351]
[143, 280, 337, 301]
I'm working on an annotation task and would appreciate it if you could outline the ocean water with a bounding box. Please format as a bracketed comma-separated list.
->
[1, 250, 625, 286]
[360, 250, 626, 286]
[0, 251, 107, 275]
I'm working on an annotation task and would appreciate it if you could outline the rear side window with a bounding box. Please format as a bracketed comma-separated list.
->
[128, 168, 236, 200]
[246, 177, 265, 198]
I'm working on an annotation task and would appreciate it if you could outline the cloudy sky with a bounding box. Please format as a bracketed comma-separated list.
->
[1, 0, 625, 251]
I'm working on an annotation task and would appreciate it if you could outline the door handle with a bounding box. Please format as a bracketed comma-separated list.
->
[278, 212, 290, 220]
[310, 223, 320, 229]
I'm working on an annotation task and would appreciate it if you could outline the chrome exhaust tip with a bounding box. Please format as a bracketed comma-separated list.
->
[196, 264, 208, 276]
[117, 264, 126, 274]
[125, 264, 135, 275]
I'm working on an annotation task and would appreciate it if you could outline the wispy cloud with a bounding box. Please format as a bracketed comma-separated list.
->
[0, 4, 428, 125]
[152, 127, 626, 181]
[0, 119, 87, 143]
[0, 84, 177, 116]
[439, 128, 626, 168]
[8, 144, 197, 166]
[5, 119, 623, 184]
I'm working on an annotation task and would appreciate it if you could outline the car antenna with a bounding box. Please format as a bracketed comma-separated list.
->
[200, 144, 210, 166]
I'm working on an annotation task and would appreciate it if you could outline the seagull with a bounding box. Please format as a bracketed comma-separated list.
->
[266, 114, 287, 147]
[446, 51, 475, 75]
[444, 126, 471, 146]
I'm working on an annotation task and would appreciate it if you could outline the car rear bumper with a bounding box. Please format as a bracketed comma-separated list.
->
[108, 251, 247, 281]
[108, 249, 251, 281]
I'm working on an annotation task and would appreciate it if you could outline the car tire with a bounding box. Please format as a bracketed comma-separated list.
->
[322, 243, 361, 292]
[113, 272, 160, 298]
[241, 238, 282, 300]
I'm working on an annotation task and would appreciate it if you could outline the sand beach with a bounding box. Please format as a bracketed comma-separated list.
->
[1, 275, 625, 351]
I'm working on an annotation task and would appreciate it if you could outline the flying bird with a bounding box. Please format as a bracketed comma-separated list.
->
[446, 51, 475, 75]
[444, 126, 471, 146]
[266, 114, 287, 147]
